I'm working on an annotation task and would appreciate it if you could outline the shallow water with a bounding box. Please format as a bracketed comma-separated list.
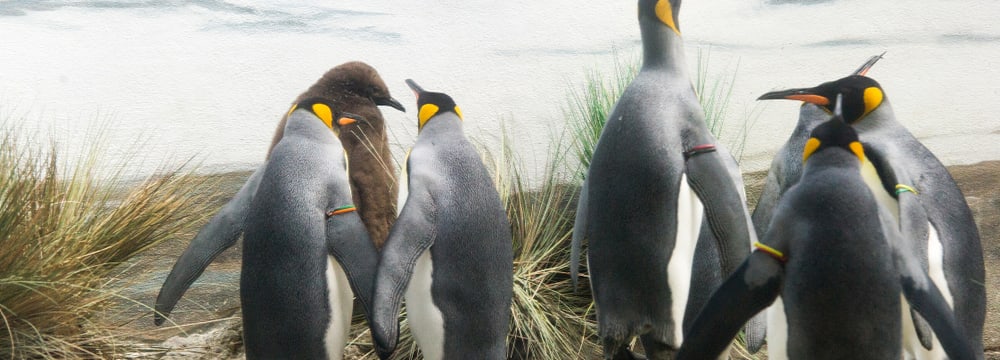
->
[1, 0, 998, 178]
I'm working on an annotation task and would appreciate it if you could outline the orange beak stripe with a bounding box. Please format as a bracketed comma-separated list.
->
[337, 117, 357, 126]
[786, 94, 830, 105]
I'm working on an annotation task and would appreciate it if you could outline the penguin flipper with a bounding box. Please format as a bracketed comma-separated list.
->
[866, 145, 938, 348]
[684, 147, 757, 277]
[570, 178, 589, 290]
[371, 187, 437, 359]
[910, 308, 934, 349]
[880, 206, 978, 360]
[326, 209, 378, 322]
[675, 252, 783, 360]
[153, 164, 265, 325]
[750, 166, 782, 240]
[745, 162, 787, 354]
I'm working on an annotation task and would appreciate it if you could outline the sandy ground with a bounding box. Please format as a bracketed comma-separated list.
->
[111, 161, 1000, 358]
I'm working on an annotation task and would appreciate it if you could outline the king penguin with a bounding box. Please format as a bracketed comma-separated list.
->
[268, 62, 407, 249]
[748, 54, 884, 355]
[240, 97, 379, 359]
[153, 62, 403, 325]
[569, 1, 759, 358]
[675, 97, 976, 360]
[754, 58, 985, 359]
[370, 80, 512, 360]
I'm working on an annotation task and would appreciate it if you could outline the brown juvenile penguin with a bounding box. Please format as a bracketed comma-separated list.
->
[268, 61, 405, 249]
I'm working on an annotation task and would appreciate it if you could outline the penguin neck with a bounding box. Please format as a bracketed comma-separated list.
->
[639, 20, 687, 74]
[802, 150, 859, 177]
[851, 97, 897, 133]
[791, 104, 833, 141]
[285, 111, 337, 142]
[418, 113, 463, 136]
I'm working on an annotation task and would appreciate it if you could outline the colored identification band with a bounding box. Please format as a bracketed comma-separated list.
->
[326, 205, 357, 218]
[895, 184, 918, 195]
[683, 144, 717, 160]
[753, 241, 787, 263]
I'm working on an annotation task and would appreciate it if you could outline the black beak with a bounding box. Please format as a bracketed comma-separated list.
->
[757, 88, 830, 106]
[405, 79, 425, 95]
[376, 97, 406, 112]
[852, 51, 886, 76]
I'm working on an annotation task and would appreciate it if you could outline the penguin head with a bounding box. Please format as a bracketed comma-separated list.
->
[639, 0, 681, 35]
[288, 97, 365, 136]
[309, 61, 405, 112]
[405, 79, 463, 132]
[758, 75, 886, 124]
[802, 95, 866, 163]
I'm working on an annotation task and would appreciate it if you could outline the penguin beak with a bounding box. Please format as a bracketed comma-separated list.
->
[852, 51, 886, 76]
[405, 79, 425, 98]
[337, 117, 357, 126]
[757, 88, 830, 106]
[376, 97, 406, 112]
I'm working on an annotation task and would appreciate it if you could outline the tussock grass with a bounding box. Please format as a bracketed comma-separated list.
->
[489, 128, 600, 359]
[565, 55, 639, 177]
[0, 125, 219, 358]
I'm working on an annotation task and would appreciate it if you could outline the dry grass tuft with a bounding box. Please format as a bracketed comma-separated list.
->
[0, 126, 219, 358]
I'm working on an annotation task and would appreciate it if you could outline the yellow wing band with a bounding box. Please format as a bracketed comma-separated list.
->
[754, 241, 787, 263]
[895, 184, 918, 195]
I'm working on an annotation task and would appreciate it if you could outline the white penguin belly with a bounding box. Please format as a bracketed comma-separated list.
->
[902, 223, 951, 360]
[324, 257, 354, 360]
[926, 224, 954, 307]
[766, 297, 789, 360]
[404, 250, 445, 360]
[666, 174, 703, 345]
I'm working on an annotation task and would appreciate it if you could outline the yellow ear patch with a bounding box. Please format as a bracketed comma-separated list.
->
[286, 104, 298, 118]
[418, 103, 439, 129]
[312, 103, 334, 129]
[802, 137, 821, 162]
[655, 0, 680, 35]
[849, 141, 866, 161]
[863, 87, 883, 117]
[454, 106, 464, 120]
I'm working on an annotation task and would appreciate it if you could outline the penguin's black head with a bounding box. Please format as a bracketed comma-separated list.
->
[405, 79, 463, 131]
[639, 0, 681, 35]
[803, 95, 866, 163]
[288, 97, 365, 136]
[759, 75, 886, 125]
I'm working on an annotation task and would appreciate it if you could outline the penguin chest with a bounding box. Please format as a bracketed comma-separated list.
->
[859, 160, 899, 222]
[858, 160, 954, 358]
[766, 297, 790, 360]
[404, 250, 445, 360]
[324, 256, 354, 360]
[665, 173, 704, 345]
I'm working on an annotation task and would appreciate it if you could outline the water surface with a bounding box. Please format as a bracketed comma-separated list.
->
[2, 0, 998, 177]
